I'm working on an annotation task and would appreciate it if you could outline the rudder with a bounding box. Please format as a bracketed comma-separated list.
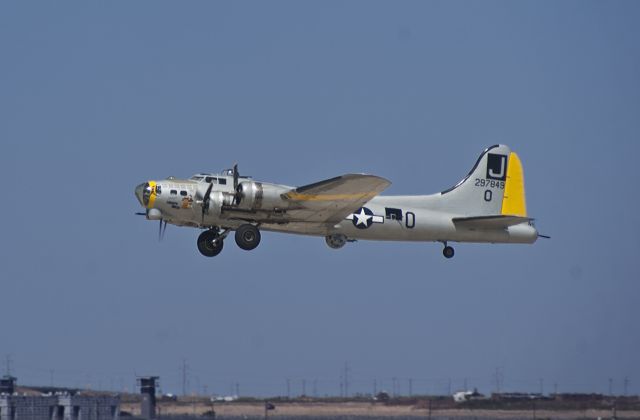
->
[501, 152, 527, 217]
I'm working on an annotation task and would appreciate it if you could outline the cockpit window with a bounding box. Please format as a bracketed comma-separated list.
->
[180, 190, 187, 196]
[156, 185, 162, 195]
[205, 176, 216, 183]
[190, 176, 204, 181]
[219, 178, 227, 185]
[170, 190, 177, 195]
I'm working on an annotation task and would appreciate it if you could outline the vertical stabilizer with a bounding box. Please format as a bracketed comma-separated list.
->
[438, 145, 528, 217]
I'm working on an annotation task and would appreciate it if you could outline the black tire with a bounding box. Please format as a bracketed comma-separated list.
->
[443, 246, 455, 259]
[197, 230, 224, 257]
[235, 224, 261, 251]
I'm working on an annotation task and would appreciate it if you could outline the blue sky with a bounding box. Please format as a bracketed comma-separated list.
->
[1, 1, 639, 397]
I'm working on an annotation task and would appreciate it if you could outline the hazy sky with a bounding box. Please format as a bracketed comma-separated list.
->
[1, 1, 639, 397]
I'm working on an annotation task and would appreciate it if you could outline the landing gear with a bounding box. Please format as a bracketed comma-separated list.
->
[442, 243, 455, 259]
[325, 234, 347, 249]
[235, 224, 261, 251]
[197, 229, 224, 257]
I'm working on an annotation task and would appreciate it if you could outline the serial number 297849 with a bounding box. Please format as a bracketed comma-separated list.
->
[474, 178, 505, 189]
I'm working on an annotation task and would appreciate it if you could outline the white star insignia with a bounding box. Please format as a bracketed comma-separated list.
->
[354, 208, 372, 227]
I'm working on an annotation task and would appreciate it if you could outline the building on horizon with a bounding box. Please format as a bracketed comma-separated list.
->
[0, 376, 120, 420]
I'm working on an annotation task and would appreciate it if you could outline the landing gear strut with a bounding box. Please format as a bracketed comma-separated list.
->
[197, 229, 225, 257]
[442, 242, 455, 259]
[235, 224, 261, 251]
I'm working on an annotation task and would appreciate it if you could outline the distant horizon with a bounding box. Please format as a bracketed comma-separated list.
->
[4, 366, 634, 398]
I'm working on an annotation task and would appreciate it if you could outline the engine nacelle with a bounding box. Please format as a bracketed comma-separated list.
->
[236, 181, 290, 211]
[146, 208, 163, 220]
[195, 184, 234, 218]
[206, 191, 225, 216]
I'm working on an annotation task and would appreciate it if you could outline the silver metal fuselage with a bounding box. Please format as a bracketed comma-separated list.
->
[138, 176, 537, 246]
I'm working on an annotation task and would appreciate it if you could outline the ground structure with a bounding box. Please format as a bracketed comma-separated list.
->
[119, 399, 640, 419]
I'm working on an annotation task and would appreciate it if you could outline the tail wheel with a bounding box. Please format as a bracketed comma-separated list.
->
[443, 245, 455, 259]
[197, 230, 224, 257]
[235, 224, 261, 251]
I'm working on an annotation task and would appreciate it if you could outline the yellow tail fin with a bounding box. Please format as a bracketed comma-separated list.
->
[501, 152, 527, 217]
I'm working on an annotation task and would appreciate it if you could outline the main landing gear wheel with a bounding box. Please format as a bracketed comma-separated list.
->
[443, 245, 455, 259]
[197, 230, 224, 257]
[235, 224, 261, 251]
[325, 234, 347, 249]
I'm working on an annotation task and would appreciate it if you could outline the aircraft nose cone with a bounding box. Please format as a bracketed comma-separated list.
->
[135, 183, 146, 207]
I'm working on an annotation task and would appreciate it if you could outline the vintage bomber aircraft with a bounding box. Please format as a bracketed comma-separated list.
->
[134, 145, 542, 258]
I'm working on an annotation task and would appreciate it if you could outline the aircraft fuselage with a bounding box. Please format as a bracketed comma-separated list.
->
[134, 145, 542, 258]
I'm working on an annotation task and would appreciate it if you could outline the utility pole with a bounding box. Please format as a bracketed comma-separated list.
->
[286, 378, 291, 398]
[464, 377, 468, 391]
[609, 378, 613, 396]
[313, 379, 317, 397]
[554, 382, 558, 395]
[539, 378, 544, 395]
[624, 377, 629, 396]
[343, 362, 350, 398]
[50, 370, 54, 387]
[373, 379, 377, 397]
[494, 368, 503, 393]
[409, 378, 413, 396]
[392, 377, 397, 397]
[181, 359, 188, 397]
[5, 355, 12, 376]
[302, 379, 306, 396]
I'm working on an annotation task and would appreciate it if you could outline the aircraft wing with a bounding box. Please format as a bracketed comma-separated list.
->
[282, 174, 391, 223]
[452, 215, 532, 230]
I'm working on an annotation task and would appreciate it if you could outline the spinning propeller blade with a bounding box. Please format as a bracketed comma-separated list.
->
[233, 163, 239, 190]
[158, 219, 167, 241]
[201, 182, 214, 223]
[233, 163, 243, 205]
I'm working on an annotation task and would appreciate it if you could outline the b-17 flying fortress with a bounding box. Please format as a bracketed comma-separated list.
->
[135, 145, 544, 258]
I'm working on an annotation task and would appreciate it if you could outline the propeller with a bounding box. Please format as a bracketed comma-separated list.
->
[233, 163, 243, 205]
[201, 182, 214, 223]
[158, 219, 167, 241]
[233, 163, 239, 190]
[135, 210, 167, 241]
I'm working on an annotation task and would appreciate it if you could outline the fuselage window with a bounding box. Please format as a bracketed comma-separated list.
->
[205, 176, 217, 183]
[156, 185, 162, 195]
[180, 190, 188, 196]
[170, 190, 177, 195]
[219, 178, 227, 185]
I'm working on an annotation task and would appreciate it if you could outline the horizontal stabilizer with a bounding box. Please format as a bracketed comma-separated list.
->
[453, 215, 532, 230]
